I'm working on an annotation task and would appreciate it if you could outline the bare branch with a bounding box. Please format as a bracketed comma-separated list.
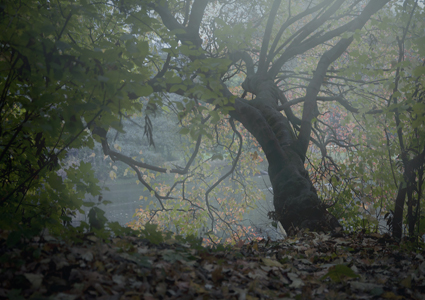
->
[94, 125, 202, 175]
[153, 53, 171, 79]
[268, 0, 328, 62]
[269, 0, 390, 78]
[294, 0, 390, 160]
[258, 0, 281, 74]
[278, 95, 344, 110]
[204, 118, 243, 223]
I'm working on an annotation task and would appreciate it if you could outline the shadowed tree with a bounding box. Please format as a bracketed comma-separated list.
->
[0, 0, 392, 238]
[94, 0, 390, 234]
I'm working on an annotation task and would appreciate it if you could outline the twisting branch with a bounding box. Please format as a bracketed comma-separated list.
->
[257, 0, 281, 75]
[278, 95, 344, 110]
[295, 0, 390, 160]
[229, 51, 255, 77]
[93, 124, 202, 175]
[268, 0, 328, 62]
[153, 53, 171, 79]
[131, 165, 167, 210]
[204, 118, 243, 227]
[269, 0, 390, 77]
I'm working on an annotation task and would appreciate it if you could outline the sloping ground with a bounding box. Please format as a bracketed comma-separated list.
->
[1, 229, 424, 299]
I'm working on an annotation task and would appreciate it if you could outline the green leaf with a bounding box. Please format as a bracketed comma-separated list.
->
[6, 231, 21, 247]
[56, 40, 71, 51]
[412, 66, 425, 77]
[7, 289, 24, 300]
[162, 252, 187, 263]
[97, 75, 109, 82]
[142, 223, 164, 245]
[132, 254, 152, 268]
[170, 84, 187, 92]
[321, 264, 360, 283]
[211, 153, 223, 160]
[179, 128, 190, 135]
[137, 41, 149, 56]
[134, 85, 153, 97]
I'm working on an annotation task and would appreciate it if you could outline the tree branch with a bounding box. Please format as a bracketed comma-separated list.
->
[257, 0, 281, 74]
[229, 51, 255, 77]
[204, 118, 243, 225]
[150, 1, 202, 47]
[94, 124, 202, 175]
[187, 0, 209, 35]
[268, 0, 328, 63]
[294, 0, 390, 160]
[269, 0, 390, 77]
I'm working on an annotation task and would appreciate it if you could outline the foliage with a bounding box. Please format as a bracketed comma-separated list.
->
[320, 264, 360, 283]
[127, 114, 266, 245]
[299, 0, 425, 239]
[2, 0, 424, 246]
[0, 0, 265, 243]
[0, 0, 151, 235]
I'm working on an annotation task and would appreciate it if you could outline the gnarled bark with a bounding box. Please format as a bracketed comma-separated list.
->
[231, 81, 341, 234]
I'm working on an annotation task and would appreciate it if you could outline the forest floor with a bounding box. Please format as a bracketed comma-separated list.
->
[1, 228, 424, 300]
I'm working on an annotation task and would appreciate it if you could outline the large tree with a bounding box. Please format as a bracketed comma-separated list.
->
[1, 0, 398, 238]
[116, 0, 390, 233]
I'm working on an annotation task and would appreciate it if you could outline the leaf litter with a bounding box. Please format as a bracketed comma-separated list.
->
[0, 229, 424, 299]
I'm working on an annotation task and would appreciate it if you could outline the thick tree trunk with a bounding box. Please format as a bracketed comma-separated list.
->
[269, 148, 341, 233]
[230, 81, 341, 235]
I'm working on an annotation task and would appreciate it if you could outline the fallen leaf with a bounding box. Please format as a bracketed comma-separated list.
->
[212, 266, 223, 283]
[381, 291, 404, 299]
[400, 275, 411, 288]
[24, 273, 43, 289]
[350, 281, 382, 292]
[190, 281, 206, 294]
[288, 272, 304, 288]
[261, 257, 283, 267]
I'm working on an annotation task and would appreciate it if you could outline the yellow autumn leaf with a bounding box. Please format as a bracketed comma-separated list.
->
[190, 281, 206, 294]
[400, 275, 411, 289]
[94, 260, 104, 271]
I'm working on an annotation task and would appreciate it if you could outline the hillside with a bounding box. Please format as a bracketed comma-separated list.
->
[1, 229, 424, 299]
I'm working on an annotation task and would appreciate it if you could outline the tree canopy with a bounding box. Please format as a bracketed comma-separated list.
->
[1, 0, 424, 243]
